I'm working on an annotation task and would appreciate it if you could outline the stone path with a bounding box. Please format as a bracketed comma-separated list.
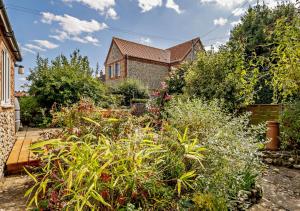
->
[250, 166, 300, 211]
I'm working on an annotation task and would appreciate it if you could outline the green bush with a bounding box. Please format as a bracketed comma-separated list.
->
[112, 79, 149, 106]
[184, 51, 244, 111]
[26, 99, 263, 210]
[165, 98, 264, 207]
[19, 96, 51, 127]
[280, 101, 300, 149]
[27, 50, 111, 111]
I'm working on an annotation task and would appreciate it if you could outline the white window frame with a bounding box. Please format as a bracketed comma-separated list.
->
[1, 48, 11, 106]
[115, 62, 120, 77]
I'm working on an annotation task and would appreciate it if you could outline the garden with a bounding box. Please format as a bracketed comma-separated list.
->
[19, 2, 300, 210]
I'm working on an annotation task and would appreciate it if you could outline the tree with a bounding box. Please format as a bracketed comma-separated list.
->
[27, 50, 109, 110]
[228, 3, 298, 103]
[185, 50, 244, 110]
[270, 16, 300, 102]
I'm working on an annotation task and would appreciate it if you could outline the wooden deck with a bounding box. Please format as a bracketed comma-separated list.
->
[5, 128, 59, 175]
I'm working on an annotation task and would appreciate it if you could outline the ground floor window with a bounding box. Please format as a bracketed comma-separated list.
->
[1, 49, 10, 105]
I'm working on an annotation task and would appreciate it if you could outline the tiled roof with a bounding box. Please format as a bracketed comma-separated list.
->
[167, 38, 201, 63]
[113, 37, 170, 63]
[112, 37, 201, 64]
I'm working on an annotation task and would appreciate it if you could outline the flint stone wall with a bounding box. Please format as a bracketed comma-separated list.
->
[0, 110, 15, 177]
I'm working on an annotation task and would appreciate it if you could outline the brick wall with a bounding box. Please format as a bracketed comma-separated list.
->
[246, 104, 283, 125]
[0, 31, 16, 177]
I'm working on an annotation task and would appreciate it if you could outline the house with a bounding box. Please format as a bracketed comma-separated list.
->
[104, 37, 204, 89]
[0, 0, 22, 177]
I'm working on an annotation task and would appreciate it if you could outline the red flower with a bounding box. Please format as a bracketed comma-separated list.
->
[50, 191, 59, 204]
[117, 196, 126, 205]
[100, 190, 110, 200]
[131, 191, 138, 200]
[100, 173, 111, 183]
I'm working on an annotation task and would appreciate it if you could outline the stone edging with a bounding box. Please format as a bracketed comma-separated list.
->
[259, 150, 300, 169]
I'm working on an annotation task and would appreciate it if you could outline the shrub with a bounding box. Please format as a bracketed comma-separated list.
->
[27, 50, 111, 111]
[165, 98, 264, 208]
[26, 99, 263, 210]
[166, 62, 190, 94]
[184, 51, 244, 111]
[112, 79, 148, 106]
[19, 96, 51, 127]
[280, 101, 300, 149]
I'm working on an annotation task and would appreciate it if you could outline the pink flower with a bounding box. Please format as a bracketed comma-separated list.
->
[164, 94, 172, 101]
[161, 82, 168, 90]
[151, 91, 160, 97]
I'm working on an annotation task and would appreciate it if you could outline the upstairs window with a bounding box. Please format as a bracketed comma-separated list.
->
[1, 49, 10, 105]
[115, 63, 120, 77]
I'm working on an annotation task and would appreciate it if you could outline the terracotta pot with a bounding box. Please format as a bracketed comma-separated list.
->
[265, 121, 280, 151]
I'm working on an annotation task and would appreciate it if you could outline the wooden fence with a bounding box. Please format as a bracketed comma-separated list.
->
[245, 104, 283, 125]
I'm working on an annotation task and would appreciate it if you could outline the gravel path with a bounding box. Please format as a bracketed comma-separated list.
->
[0, 175, 32, 211]
[0, 166, 299, 210]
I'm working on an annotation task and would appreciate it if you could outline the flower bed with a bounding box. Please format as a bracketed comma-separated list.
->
[25, 99, 264, 210]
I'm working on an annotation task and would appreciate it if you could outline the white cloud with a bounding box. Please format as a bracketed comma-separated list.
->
[200, 0, 245, 8]
[106, 8, 118, 19]
[138, 0, 162, 12]
[205, 41, 224, 52]
[50, 30, 99, 46]
[231, 20, 242, 27]
[41, 12, 107, 36]
[213, 17, 228, 26]
[25, 44, 45, 52]
[139, 37, 152, 45]
[73, 35, 100, 46]
[33, 40, 59, 49]
[166, 0, 182, 14]
[21, 47, 36, 55]
[63, 0, 117, 19]
[232, 7, 246, 16]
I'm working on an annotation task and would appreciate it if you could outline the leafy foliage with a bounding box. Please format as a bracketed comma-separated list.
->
[270, 16, 300, 102]
[280, 101, 300, 149]
[166, 63, 190, 95]
[180, 3, 299, 109]
[185, 50, 245, 110]
[165, 99, 264, 208]
[19, 96, 51, 127]
[26, 99, 263, 210]
[27, 50, 110, 110]
[228, 3, 299, 104]
[111, 79, 149, 106]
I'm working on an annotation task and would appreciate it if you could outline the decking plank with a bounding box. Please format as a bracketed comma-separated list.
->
[6, 137, 24, 165]
[17, 138, 32, 164]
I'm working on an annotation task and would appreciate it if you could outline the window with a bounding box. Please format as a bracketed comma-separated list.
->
[115, 63, 120, 77]
[108, 65, 112, 78]
[1, 49, 10, 105]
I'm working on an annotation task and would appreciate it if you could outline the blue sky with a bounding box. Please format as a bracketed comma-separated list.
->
[4, 0, 295, 90]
